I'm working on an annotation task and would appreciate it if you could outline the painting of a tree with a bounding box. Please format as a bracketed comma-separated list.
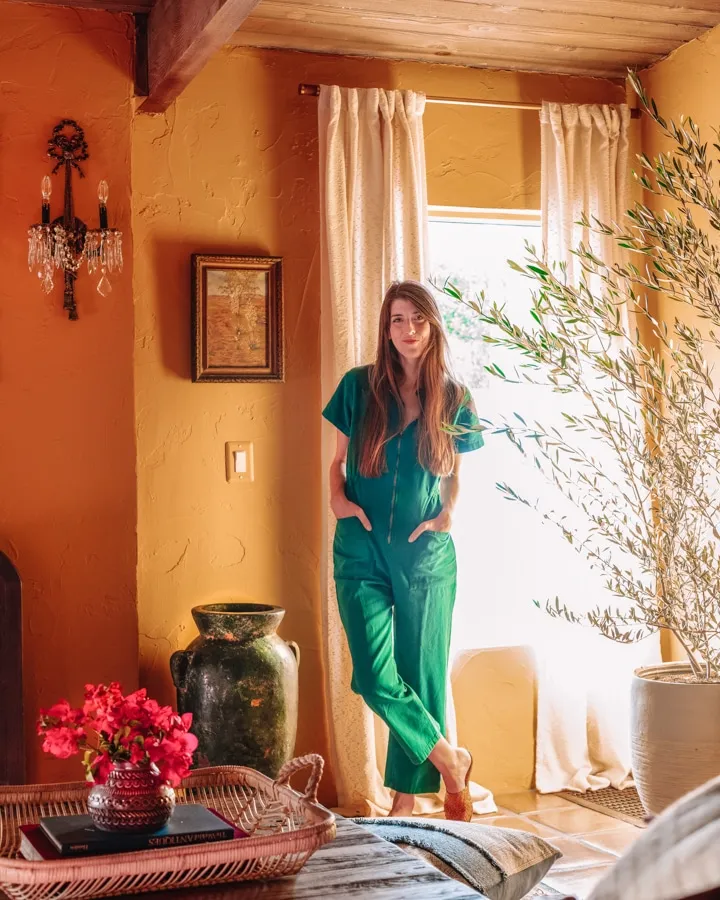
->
[206, 269, 268, 368]
[191, 255, 284, 383]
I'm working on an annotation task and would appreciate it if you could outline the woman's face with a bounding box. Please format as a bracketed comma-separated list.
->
[389, 298, 432, 362]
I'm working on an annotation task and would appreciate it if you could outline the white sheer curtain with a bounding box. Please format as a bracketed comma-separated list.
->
[318, 85, 495, 815]
[542, 103, 630, 285]
[535, 101, 660, 793]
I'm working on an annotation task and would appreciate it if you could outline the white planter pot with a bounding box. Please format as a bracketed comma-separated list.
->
[631, 662, 720, 816]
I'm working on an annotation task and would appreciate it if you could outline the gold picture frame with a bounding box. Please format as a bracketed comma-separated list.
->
[191, 254, 284, 382]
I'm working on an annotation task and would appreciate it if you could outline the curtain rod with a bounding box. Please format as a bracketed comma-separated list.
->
[298, 83, 641, 117]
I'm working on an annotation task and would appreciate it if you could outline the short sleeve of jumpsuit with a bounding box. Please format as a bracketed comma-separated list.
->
[322, 365, 484, 795]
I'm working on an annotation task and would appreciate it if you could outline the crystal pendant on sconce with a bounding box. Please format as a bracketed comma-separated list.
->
[42, 266, 54, 294]
[85, 230, 123, 273]
[28, 224, 54, 275]
[96, 272, 112, 297]
[86, 228, 123, 295]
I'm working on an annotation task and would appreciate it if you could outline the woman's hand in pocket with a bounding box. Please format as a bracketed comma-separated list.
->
[331, 494, 372, 531]
[408, 509, 452, 543]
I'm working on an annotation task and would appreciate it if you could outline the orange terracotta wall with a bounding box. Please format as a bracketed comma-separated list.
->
[0, 5, 137, 783]
[132, 46, 622, 805]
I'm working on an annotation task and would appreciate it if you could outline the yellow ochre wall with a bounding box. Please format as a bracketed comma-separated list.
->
[133, 46, 624, 800]
[640, 28, 720, 665]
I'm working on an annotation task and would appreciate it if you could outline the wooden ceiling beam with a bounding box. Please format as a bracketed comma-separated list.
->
[450, 0, 720, 28]
[250, 4, 685, 55]
[140, 0, 263, 113]
[233, 32, 629, 78]
[249, 0, 707, 44]
[233, 17, 661, 70]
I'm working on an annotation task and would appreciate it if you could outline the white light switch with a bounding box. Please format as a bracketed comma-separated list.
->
[234, 450, 247, 474]
[225, 442, 254, 482]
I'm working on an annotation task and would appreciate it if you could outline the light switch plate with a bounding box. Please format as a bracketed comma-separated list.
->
[225, 441, 254, 482]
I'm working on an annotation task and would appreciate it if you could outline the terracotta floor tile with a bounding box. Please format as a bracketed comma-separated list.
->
[542, 836, 618, 870]
[543, 864, 614, 898]
[525, 806, 620, 835]
[578, 827, 643, 855]
[471, 806, 515, 818]
[470, 814, 562, 837]
[495, 791, 577, 814]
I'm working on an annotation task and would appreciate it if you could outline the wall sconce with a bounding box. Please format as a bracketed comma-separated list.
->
[27, 119, 123, 321]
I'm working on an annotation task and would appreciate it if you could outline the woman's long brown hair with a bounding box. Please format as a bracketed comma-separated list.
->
[358, 280, 465, 478]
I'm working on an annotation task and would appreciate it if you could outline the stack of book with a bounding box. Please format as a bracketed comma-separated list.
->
[20, 806, 245, 861]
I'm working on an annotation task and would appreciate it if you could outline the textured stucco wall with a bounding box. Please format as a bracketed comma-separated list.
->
[131, 46, 337, 802]
[422, 65, 625, 209]
[641, 28, 720, 665]
[132, 47, 622, 803]
[0, 5, 137, 782]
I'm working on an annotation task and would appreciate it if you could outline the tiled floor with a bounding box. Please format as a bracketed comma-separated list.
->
[472, 790, 643, 898]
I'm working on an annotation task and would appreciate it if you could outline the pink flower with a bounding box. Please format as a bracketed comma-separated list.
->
[83, 682, 124, 734]
[91, 751, 113, 784]
[129, 742, 146, 764]
[40, 725, 84, 759]
[39, 682, 198, 785]
[38, 699, 85, 730]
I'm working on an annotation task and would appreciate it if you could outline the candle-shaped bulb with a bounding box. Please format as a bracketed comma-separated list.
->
[41, 175, 52, 224]
[98, 180, 109, 229]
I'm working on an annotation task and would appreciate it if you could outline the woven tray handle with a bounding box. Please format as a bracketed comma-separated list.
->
[274, 754, 324, 803]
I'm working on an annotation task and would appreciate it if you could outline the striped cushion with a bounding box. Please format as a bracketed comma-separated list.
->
[353, 816, 561, 900]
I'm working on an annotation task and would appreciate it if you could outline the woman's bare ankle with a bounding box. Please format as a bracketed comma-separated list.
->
[443, 747, 471, 793]
[428, 740, 469, 784]
[428, 741, 471, 793]
[389, 791, 415, 816]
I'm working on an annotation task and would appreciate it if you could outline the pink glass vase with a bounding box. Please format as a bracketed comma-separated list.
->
[87, 760, 175, 832]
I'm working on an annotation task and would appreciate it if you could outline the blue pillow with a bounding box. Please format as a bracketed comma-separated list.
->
[353, 817, 561, 900]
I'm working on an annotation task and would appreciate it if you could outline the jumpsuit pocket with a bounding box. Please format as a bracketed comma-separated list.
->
[422, 530, 450, 543]
[408, 531, 456, 586]
[333, 516, 374, 581]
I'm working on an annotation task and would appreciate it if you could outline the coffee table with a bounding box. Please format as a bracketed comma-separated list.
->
[123, 817, 486, 899]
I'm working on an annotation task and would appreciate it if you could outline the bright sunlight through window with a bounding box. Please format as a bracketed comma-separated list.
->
[429, 212, 611, 655]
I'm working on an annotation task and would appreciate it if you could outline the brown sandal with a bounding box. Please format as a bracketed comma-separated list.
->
[444, 750, 474, 821]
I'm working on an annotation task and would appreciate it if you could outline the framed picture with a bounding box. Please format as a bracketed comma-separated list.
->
[191, 254, 284, 382]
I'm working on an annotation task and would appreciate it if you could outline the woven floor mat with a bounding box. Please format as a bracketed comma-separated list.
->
[557, 785, 647, 827]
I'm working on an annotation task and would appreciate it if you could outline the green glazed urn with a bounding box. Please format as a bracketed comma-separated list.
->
[170, 603, 299, 777]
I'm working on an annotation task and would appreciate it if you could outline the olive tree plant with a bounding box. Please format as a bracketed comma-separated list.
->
[445, 74, 720, 681]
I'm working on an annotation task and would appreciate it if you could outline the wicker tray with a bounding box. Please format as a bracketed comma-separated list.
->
[0, 753, 336, 900]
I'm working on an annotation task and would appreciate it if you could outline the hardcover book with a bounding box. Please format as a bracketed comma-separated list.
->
[29, 806, 240, 858]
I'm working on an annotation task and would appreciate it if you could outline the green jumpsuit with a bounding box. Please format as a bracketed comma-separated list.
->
[323, 365, 484, 795]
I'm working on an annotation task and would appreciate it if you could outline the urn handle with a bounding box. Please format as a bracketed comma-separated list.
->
[170, 650, 192, 692]
[275, 753, 324, 803]
[287, 640, 301, 668]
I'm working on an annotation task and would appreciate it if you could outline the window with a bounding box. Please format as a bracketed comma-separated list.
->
[429, 212, 541, 393]
[429, 211, 609, 654]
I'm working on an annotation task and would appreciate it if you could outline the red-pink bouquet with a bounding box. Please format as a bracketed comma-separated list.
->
[37, 682, 198, 786]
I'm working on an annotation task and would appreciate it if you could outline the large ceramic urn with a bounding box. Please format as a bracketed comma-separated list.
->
[631, 662, 720, 815]
[170, 603, 299, 777]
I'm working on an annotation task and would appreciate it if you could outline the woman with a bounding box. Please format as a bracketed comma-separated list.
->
[322, 280, 484, 820]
